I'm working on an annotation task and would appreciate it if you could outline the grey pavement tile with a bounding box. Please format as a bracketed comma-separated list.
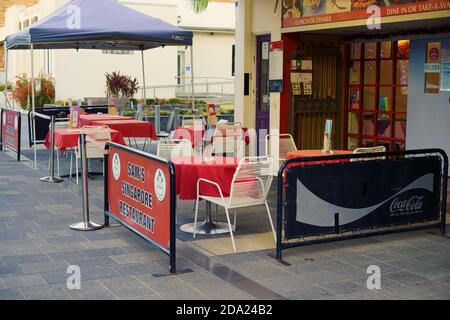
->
[405, 280, 450, 299]
[297, 270, 348, 286]
[21, 283, 72, 300]
[334, 290, 390, 300]
[384, 271, 429, 285]
[18, 260, 68, 274]
[128, 294, 163, 300]
[81, 239, 129, 250]
[66, 256, 118, 269]
[113, 262, 166, 276]
[1, 253, 51, 265]
[110, 252, 167, 265]
[175, 269, 255, 300]
[67, 280, 117, 300]
[382, 284, 435, 300]
[0, 288, 26, 300]
[288, 285, 336, 300]
[222, 260, 289, 281]
[41, 266, 121, 285]
[136, 274, 206, 300]
[324, 280, 367, 296]
[255, 274, 314, 296]
[1, 274, 47, 289]
[99, 276, 157, 299]
[80, 247, 128, 258]
[0, 262, 23, 276]
[48, 251, 86, 262]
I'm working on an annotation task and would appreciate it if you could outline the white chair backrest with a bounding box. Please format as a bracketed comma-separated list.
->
[229, 156, 274, 207]
[54, 121, 69, 129]
[212, 122, 244, 158]
[265, 134, 297, 160]
[182, 115, 205, 129]
[157, 139, 194, 159]
[351, 146, 386, 161]
[78, 126, 111, 159]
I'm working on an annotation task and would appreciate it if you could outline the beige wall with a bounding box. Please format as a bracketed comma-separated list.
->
[235, 0, 281, 158]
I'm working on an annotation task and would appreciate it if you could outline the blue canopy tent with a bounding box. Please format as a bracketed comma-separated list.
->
[3, 0, 195, 168]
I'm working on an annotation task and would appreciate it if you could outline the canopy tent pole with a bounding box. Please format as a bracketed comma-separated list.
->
[3, 42, 9, 109]
[190, 44, 195, 110]
[31, 44, 37, 169]
[141, 50, 147, 103]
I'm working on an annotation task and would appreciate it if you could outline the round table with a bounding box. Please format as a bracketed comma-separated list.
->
[171, 156, 239, 235]
[286, 149, 353, 165]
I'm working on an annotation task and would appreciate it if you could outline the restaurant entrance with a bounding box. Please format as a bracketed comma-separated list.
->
[346, 40, 410, 151]
[284, 35, 345, 151]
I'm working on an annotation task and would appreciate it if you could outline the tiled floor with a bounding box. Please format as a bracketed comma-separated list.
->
[1, 139, 450, 300]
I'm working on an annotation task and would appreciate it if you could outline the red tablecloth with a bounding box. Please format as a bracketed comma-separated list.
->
[44, 128, 126, 152]
[90, 120, 157, 139]
[172, 156, 239, 200]
[286, 150, 353, 165]
[80, 114, 133, 127]
[172, 127, 205, 147]
[172, 126, 250, 147]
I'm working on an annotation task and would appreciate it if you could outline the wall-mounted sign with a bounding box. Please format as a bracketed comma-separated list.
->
[441, 48, 450, 91]
[282, 0, 450, 29]
[424, 63, 441, 73]
[269, 41, 284, 93]
[425, 42, 441, 94]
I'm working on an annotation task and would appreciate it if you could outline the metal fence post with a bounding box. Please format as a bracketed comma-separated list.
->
[40, 115, 63, 183]
[155, 105, 161, 134]
[70, 133, 103, 231]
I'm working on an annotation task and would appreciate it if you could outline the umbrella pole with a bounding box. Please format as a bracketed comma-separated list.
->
[141, 50, 147, 103]
[190, 44, 195, 111]
[3, 43, 8, 109]
[31, 44, 37, 169]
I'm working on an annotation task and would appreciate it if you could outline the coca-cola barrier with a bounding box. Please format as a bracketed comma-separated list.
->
[275, 149, 448, 262]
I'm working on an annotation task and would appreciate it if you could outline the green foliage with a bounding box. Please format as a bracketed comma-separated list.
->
[191, 0, 210, 13]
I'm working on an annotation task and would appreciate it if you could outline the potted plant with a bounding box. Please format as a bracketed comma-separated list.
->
[11, 74, 55, 110]
[105, 71, 139, 110]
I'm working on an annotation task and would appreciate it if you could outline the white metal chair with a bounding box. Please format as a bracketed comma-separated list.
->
[70, 126, 111, 184]
[211, 122, 245, 159]
[181, 115, 206, 129]
[156, 139, 194, 160]
[265, 133, 297, 167]
[351, 146, 386, 162]
[157, 111, 175, 140]
[48, 120, 69, 177]
[193, 156, 276, 253]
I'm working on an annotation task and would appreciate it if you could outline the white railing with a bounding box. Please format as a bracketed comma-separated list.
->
[138, 77, 235, 104]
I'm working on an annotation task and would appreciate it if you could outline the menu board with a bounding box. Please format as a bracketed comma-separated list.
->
[282, 0, 450, 29]
[269, 41, 284, 93]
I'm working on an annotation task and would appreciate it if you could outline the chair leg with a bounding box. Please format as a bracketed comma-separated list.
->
[224, 207, 237, 253]
[265, 202, 276, 243]
[69, 150, 73, 180]
[56, 149, 60, 177]
[193, 198, 200, 239]
[233, 209, 237, 232]
[76, 157, 79, 185]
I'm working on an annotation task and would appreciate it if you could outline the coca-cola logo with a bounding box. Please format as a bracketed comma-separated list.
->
[390, 196, 424, 214]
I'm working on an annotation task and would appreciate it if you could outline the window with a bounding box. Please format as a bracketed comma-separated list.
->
[232, 45, 235, 77]
[102, 50, 134, 55]
[346, 40, 410, 151]
[31, 16, 38, 24]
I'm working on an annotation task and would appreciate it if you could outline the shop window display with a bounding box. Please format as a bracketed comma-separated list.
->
[346, 40, 409, 151]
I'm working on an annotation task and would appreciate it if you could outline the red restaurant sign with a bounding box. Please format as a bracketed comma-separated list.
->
[1, 108, 21, 161]
[282, 0, 450, 28]
[106, 143, 172, 252]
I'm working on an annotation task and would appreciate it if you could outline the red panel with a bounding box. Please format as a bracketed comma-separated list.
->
[1, 109, 20, 152]
[107, 145, 171, 251]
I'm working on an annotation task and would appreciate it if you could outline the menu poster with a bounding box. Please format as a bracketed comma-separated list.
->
[425, 42, 441, 94]
[290, 72, 301, 95]
[301, 60, 313, 70]
[300, 72, 313, 96]
[441, 48, 450, 92]
[269, 41, 284, 93]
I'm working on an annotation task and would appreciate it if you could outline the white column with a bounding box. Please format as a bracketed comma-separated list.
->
[31, 44, 37, 169]
[190, 44, 195, 110]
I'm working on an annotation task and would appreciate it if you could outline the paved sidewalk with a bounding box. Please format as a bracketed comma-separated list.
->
[0, 150, 449, 300]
